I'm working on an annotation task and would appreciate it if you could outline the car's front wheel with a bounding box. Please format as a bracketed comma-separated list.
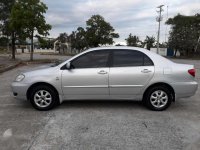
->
[30, 85, 58, 111]
[144, 86, 172, 111]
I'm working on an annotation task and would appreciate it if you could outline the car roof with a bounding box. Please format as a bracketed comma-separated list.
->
[87, 46, 174, 66]
[89, 46, 148, 52]
[87, 46, 158, 57]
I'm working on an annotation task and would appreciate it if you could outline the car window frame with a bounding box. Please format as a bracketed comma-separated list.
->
[110, 49, 154, 67]
[64, 50, 112, 69]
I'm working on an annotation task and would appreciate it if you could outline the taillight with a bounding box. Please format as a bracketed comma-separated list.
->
[188, 69, 195, 77]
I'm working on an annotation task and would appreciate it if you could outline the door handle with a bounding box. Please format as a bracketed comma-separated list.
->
[98, 70, 108, 74]
[141, 69, 152, 73]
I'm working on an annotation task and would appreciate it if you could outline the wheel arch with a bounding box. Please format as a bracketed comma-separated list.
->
[143, 82, 175, 102]
[26, 82, 60, 102]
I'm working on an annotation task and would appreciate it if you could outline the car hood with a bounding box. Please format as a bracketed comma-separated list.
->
[22, 65, 59, 77]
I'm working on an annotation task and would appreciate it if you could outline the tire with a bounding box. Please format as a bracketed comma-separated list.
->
[30, 85, 58, 111]
[144, 86, 172, 111]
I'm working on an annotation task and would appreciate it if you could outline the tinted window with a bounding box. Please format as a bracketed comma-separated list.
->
[144, 55, 154, 66]
[113, 50, 143, 67]
[113, 50, 153, 67]
[71, 50, 109, 69]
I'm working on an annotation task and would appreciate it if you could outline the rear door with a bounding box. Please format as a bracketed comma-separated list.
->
[109, 49, 154, 98]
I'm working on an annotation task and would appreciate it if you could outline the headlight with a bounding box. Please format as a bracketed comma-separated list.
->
[15, 74, 25, 82]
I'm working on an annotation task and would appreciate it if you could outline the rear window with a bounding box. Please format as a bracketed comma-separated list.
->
[112, 50, 154, 67]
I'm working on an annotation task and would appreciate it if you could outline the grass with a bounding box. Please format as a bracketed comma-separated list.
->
[22, 59, 58, 64]
[0, 48, 7, 54]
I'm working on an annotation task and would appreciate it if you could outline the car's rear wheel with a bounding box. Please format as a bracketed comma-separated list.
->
[30, 85, 58, 111]
[144, 86, 172, 111]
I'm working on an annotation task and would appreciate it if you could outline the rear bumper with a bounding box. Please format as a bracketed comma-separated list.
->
[171, 81, 198, 99]
[11, 82, 29, 100]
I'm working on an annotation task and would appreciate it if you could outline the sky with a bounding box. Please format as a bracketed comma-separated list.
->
[42, 0, 200, 45]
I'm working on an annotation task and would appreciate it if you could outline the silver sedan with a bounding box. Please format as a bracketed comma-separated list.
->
[11, 47, 198, 111]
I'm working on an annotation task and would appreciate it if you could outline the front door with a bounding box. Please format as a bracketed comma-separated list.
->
[61, 50, 110, 99]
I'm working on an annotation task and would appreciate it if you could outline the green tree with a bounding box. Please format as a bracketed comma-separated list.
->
[125, 34, 140, 46]
[38, 36, 48, 49]
[70, 27, 88, 52]
[86, 15, 119, 47]
[69, 31, 76, 52]
[166, 14, 200, 56]
[10, 0, 51, 61]
[37, 36, 54, 49]
[144, 36, 155, 50]
[76, 27, 88, 51]
[0, 37, 9, 46]
[0, 0, 15, 35]
[57, 33, 70, 54]
[0, 0, 15, 59]
[57, 33, 69, 43]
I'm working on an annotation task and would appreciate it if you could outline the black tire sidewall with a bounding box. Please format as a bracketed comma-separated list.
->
[145, 86, 172, 111]
[30, 85, 57, 111]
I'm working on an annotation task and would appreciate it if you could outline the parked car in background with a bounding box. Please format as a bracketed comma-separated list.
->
[11, 46, 198, 111]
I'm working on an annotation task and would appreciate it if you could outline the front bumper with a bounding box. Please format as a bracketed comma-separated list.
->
[171, 81, 198, 99]
[11, 82, 30, 100]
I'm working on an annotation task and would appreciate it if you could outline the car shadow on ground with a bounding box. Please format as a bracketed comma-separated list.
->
[12, 99, 147, 111]
[58, 100, 147, 110]
[14, 98, 181, 112]
[14, 99, 186, 112]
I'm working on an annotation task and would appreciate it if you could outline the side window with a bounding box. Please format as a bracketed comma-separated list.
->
[113, 50, 154, 67]
[144, 55, 154, 66]
[113, 50, 143, 67]
[71, 50, 109, 69]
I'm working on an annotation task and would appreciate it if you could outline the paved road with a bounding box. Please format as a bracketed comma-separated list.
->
[0, 59, 200, 150]
[0, 56, 20, 67]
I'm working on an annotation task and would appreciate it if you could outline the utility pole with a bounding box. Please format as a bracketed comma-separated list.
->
[165, 5, 169, 43]
[156, 5, 164, 54]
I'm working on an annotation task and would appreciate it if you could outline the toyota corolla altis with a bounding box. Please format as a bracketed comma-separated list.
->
[11, 47, 198, 111]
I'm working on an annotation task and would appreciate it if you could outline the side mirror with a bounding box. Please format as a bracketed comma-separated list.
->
[66, 62, 71, 69]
